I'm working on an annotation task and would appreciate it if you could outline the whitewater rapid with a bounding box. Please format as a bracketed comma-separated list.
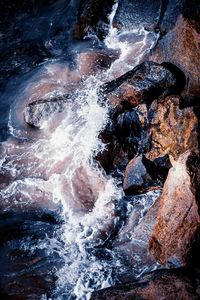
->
[0, 2, 159, 299]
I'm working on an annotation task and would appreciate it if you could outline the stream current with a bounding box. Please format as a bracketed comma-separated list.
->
[0, 2, 160, 299]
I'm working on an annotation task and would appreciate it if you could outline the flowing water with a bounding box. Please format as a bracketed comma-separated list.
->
[0, 1, 160, 299]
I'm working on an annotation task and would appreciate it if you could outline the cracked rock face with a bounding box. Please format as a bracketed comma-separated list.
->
[147, 96, 198, 161]
[149, 151, 200, 266]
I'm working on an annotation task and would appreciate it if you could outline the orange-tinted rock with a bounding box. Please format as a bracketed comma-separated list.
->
[147, 96, 198, 161]
[149, 151, 200, 266]
[151, 15, 200, 96]
[91, 268, 200, 300]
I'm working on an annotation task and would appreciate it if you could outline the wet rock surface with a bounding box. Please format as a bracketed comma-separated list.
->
[74, 0, 114, 40]
[0, 210, 63, 300]
[151, 15, 200, 96]
[1, 0, 200, 298]
[101, 61, 178, 108]
[123, 155, 161, 195]
[91, 268, 200, 300]
[112, 190, 162, 275]
[149, 151, 200, 266]
[24, 95, 71, 128]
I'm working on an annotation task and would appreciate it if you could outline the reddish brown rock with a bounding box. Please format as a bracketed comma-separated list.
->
[147, 96, 198, 161]
[101, 61, 177, 108]
[91, 268, 200, 300]
[149, 151, 200, 266]
[151, 15, 200, 96]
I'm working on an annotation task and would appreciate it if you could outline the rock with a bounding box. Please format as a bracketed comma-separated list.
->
[116, 104, 150, 156]
[113, 0, 161, 31]
[149, 151, 200, 266]
[151, 15, 200, 96]
[74, 0, 114, 40]
[0, 210, 62, 300]
[24, 95, 70, 128]
[113, 0, 184, 33]
[112, 190, 162, 276]
[101, 61, 178, 108]
[147, 96, 198, 160]
[76, 48, 119, 76]
[91, 268, 200, 300]
[123, 155, 161, 195]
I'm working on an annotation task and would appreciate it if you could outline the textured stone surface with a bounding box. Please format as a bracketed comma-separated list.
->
[151, 15, 200, 96]
[123, 155, 161, 195]
[91, 268, 200, 300]
[149, 151, 200, 266]
[101, 61, 177, 108]
[147, 96, 198, 160]
[24, 95, 69, 128]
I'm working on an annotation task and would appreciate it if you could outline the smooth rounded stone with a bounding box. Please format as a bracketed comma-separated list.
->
[147, 96, 198, 161]
[24, 95, 70, 128]
[91, 268, 200, 300]
[116, 104, 151, 156]
[149, 151, 200, 267]
[101, 61, 177, 108]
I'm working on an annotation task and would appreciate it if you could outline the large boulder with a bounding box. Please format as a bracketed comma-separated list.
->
[149, 151, 200, 266]
[151, 15, 200, 96]
[91, 268, 200, 300]
[101, 61, 179, 108]
[147, 96, 198, 160]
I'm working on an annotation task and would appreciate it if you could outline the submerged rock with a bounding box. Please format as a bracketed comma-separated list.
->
[91, 268, 200, 300]
[112, 190, 162, 276]
[101, 61, 178, 108]
[76, 48, 119, 76]
[24, 95, 70, 128]
[149, 151, 200, 266]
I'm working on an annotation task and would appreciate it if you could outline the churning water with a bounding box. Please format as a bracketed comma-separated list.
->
[0, 2, 160, 299]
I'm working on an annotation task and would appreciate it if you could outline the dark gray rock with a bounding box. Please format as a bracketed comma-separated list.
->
[24, 95, 70, 128]
[123, 155, 161, 195]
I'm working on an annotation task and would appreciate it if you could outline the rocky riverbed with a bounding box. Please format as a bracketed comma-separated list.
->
[0, 0, 200, 299]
